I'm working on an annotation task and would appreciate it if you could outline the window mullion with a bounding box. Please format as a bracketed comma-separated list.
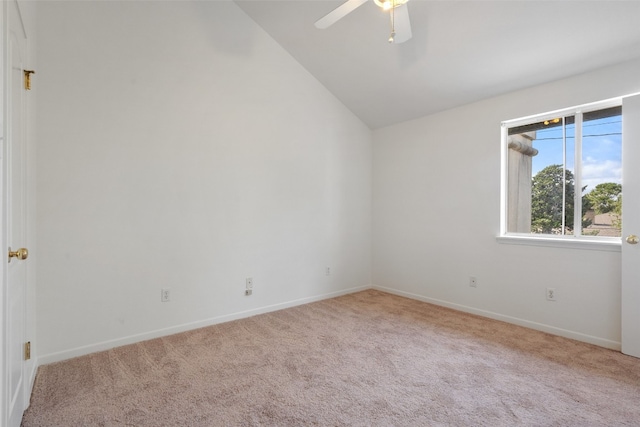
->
[562, 117, 566, 235]
[574, 112, 583, 237]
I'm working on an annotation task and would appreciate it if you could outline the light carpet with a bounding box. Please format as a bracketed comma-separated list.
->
[22, 290, 640, 426]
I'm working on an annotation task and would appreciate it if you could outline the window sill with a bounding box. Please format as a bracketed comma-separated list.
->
[496, 234, 621, 252]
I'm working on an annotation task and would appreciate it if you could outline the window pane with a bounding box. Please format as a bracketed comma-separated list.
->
[529, 116, 575, 235]
[581, 108, 622, 237]
[508, 116, 573, 235]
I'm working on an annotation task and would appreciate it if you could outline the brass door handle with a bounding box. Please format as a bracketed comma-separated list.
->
[8, 247, 28, 263]
[626, 235, 639, 245]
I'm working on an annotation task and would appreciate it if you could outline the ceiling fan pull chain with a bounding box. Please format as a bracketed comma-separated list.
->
[388, 0, 396, 43]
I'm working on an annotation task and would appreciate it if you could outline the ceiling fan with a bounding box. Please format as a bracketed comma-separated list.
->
[315, 0, 412, 44]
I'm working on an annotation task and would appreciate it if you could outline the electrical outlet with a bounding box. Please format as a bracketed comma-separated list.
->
[326, 267, 331, 276]
[161, 288, 170, 302]
[469, 276, 477, 287]
[546, 287, 556, 301]
[245, 289, 252, 296]
[246, 277, 253, 289]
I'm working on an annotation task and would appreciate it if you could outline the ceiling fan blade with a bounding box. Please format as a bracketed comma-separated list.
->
[314, 0, 369, 29]
[392, 3, 412, 43]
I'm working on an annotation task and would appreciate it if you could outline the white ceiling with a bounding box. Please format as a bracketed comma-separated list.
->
[235, 0, 640, 129]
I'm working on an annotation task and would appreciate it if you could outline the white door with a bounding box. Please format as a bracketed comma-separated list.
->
[621, 94, 640, 358]
[3, 0, 29, 425]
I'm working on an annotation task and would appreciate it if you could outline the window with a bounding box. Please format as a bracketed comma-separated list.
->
[501, 99, 622, 246]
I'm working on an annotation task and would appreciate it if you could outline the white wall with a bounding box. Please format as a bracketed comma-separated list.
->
[35, 1, 372, 363]
[373, 58, 640, 349]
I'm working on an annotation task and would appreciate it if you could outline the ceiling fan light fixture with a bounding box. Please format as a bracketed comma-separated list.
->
[315, 0, 412, 44]
[374, 0, 408, 11]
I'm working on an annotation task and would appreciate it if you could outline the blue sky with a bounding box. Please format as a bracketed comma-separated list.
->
[531, 115, 622, 193]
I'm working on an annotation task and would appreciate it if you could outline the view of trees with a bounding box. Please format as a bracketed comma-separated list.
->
[586, 182, 622, 230]
[531, 165, 574, 234]
[531, 165, 622, 234]
[586, 182, 622, 215]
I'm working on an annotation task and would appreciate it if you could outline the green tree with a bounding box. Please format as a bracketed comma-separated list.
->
[613, 195, 622, 229]
[585, 182, 622, 214]
[531, 165, 575, 234]
[585, 182, 622, 230]
[581, 185, 593, 229]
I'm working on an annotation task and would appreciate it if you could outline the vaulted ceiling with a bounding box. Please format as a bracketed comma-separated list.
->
[235, 0, 640, 129]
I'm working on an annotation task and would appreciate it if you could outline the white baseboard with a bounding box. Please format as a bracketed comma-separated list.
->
[38, 285, 371, 365]
[372, 285, 622, 351]
[39, 284, 621, 365]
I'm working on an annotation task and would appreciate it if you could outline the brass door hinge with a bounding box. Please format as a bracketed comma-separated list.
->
[24, 70, 35, 90]
[24, 341, 31, 360]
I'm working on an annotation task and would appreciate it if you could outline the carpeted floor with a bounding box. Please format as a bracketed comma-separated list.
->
[22, 290, 640, 426]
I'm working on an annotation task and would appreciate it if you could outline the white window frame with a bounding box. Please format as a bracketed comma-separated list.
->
[498, 97, 623, 252]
